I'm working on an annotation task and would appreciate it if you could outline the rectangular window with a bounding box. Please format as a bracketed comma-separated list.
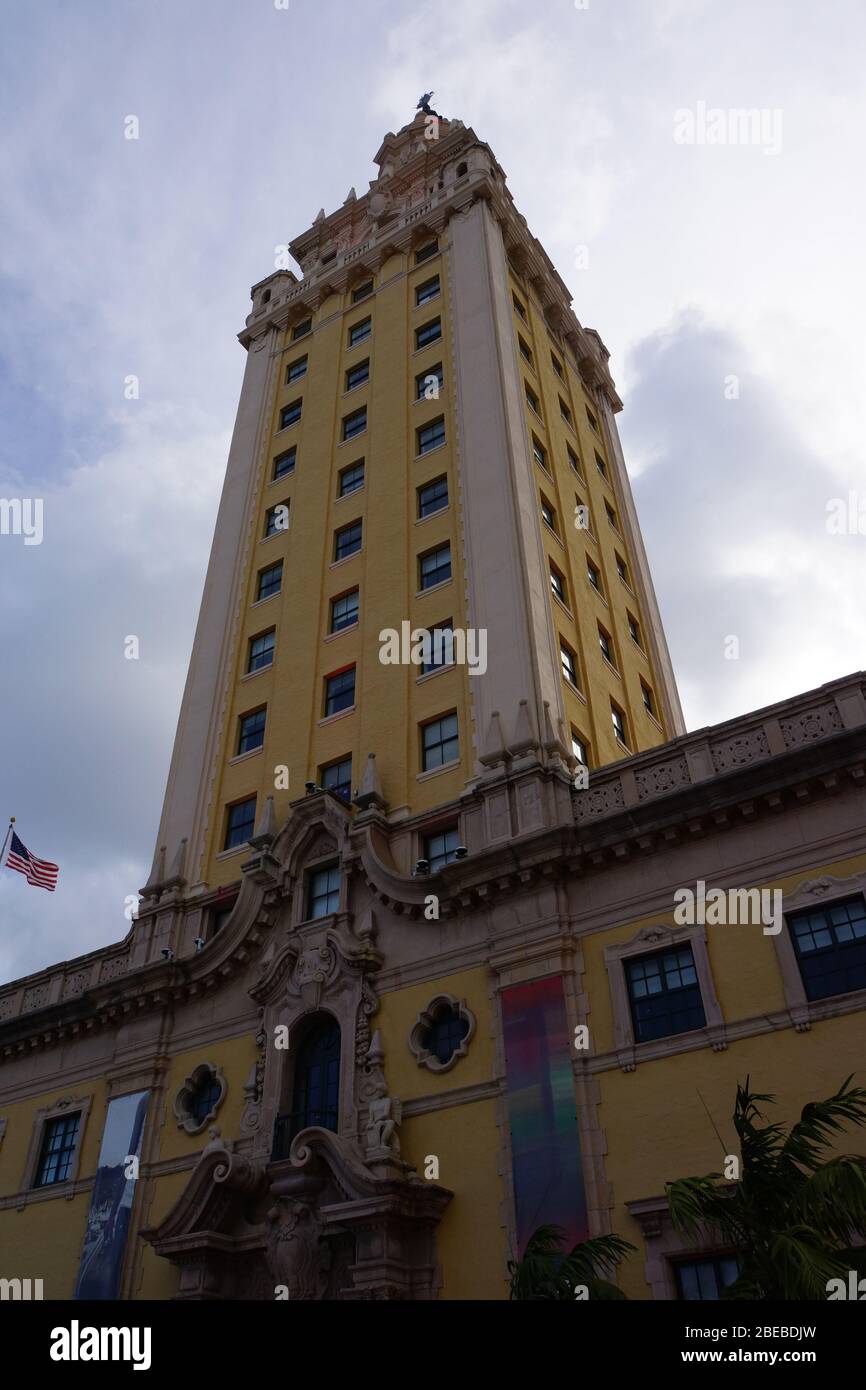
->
[330, 588, 359, 633]
[513, 294, 527, 320]
[616, 552, 630, 584]
[286, 355, 308, 384]
[532, 436, 548, 471]
[518, 336, 533, 365]
[418, 475, 449, 518]
[416, 317, 442, 349]
[338, 460, 365, 496]
[348, 316, 372, 346]
[628, 612, 642, 646]
[292, 318, 312, 341]
[306, 863, 341, 920]
[559, 398, 572, 426]
[248, 629, 275, 673]
[415, 239, 439, 264]
[550, 565, 566, 604]
[424, 825, 460, 871]
[541, 497, 557, 533]
[334, 519, 362, 561]
[567, 445, 581, 476]
[595, 451, 608, 479]
[421, 712, 459, 770]
[265, 500, 290, 537]
[416, 363, 444, 400]
[611, 702, 628, 747]
[257, 560, 283, 602]
[625, 946, 706, 1043]
[342, 406, 367, 441]
[587, 558, 602, 592]
[641, 681, 655, 715]
[324, 666, 356, 717]
[320, 757, 352, 803]
[225, 795, 256, 851]
[586, 406, 599, 432]
[605, 501, 619, 530]
[421, 622, 454, 674]
[676, 1257, 741, 1302]
[415, 275, 440, 306]
[551, 353, 564, 379]
[525, 384, 540, 416]
[273, 447, 296, 480]
[561, 642, 578, 688]
[238, 707, 266, 755]
[280, 399, 303, 430]
[788, 896, 866, 1000]
[598, 625, 615, 666]
[352, 280, 373, 303]
[35, 1113, 80, 1187]
[417, 416, 446, 454]
[571, 732, 589, 766]
[345, 359, 369, 392]
[419, 543, 451, 590]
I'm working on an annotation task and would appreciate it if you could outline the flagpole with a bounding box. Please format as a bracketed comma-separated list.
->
[0, 816, 15, 868]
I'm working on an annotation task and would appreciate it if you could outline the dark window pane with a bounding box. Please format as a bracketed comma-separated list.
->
[225, 796, 256, 850]
[422, 713, 459, 770]
[334, 520, 362, 561]
[238, 708, 266, 754]
[325, 668, 356, 716]
[788, 896, 866, 1000]
[248, 630, 275, 672]
[35, 1113, 81, 1186]
[418, 476, 448, 517]
[626, 946, 706, 1043]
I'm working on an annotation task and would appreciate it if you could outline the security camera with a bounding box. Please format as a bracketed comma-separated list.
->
[194, 937, 206, 952]
[413, 858, 431, 877]
[455, 846, 469, 860]
[160, 947, 175, 961]
[305, 780, 318, 795]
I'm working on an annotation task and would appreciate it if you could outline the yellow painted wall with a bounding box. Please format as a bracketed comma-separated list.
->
[205, 244, 472, 888]
[508, 267, 668, 768]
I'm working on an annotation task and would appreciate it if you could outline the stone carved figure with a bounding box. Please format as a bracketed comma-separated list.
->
[265, 1200, 325, 1300]
[363, 1072, 402, 1157]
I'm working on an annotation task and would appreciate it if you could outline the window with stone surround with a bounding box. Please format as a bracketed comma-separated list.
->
[604, 924, 725, 1069]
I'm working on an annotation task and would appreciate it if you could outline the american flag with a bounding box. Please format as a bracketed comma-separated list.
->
[5, 831, 59, 891]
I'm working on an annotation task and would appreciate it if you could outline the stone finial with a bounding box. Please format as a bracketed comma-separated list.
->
[509, 699, 539, 756]
[354, 752, 387, 811]
[366, 1028, 385, 1067]
[250, 794, 277, 847]
[313, 207, 325, 223]
[479, 710, 508, 767]
[344, 187, 356, 204]
[141, 842, 166, 896]
[164, 837, 187, 887]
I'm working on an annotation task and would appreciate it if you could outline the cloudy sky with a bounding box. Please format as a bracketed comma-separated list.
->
[1, 0, 864, 982]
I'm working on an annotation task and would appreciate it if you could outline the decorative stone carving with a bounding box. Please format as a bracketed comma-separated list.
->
[779, 705, 842, 748]
[635, 756, 690, 801]
[22, 983, 50, 1012]
[710, 729, 771, 773]
[265, 1200, 326, 1300]
[240, 1017, 267, 1133]
[99, 956, 128, 983]
[354, 977, 380, 1067]
[62, 969, 92, 999]
[573, 779, 626, 822]
[173, 1062, 227, 1135]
